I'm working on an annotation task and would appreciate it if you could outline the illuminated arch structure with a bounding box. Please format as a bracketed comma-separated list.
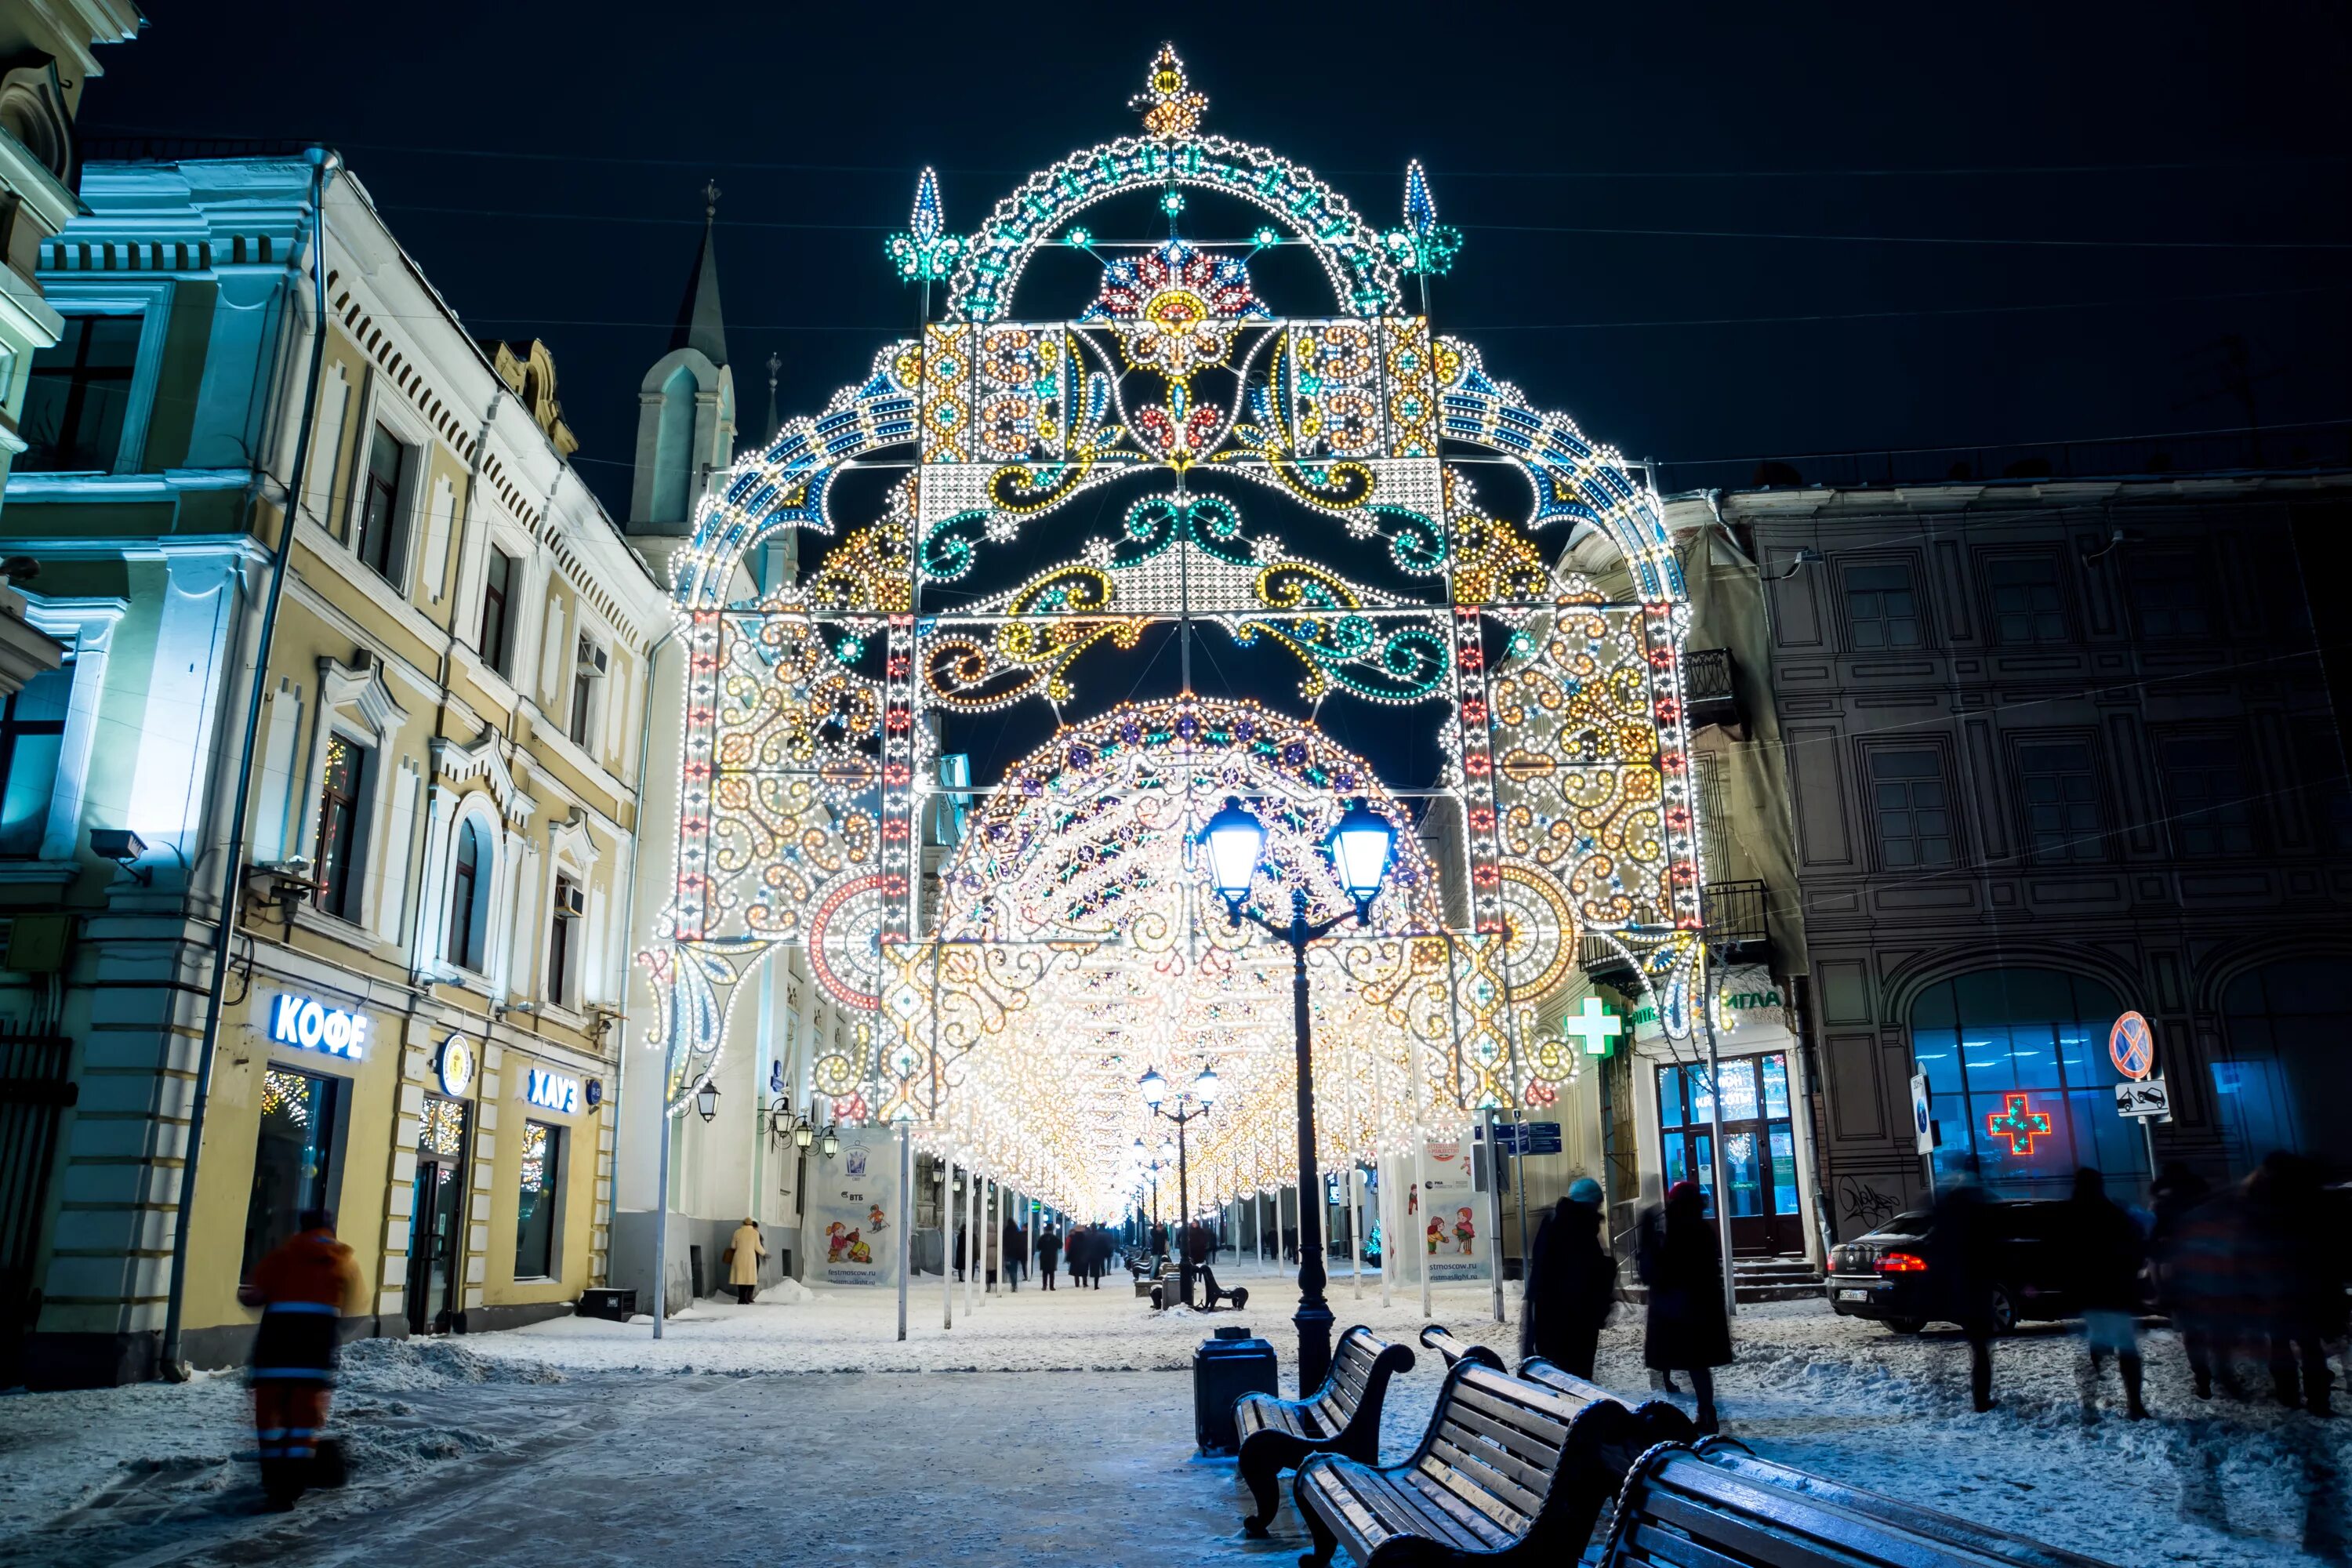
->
[641, 48, 1708, 1218]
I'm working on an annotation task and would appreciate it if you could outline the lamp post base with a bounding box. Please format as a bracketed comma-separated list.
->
[1293, 1301, 1335, 1396]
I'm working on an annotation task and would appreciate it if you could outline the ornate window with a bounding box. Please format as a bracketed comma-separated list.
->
[1867, 747, 1956, 869]
[314, 733, 368, 920]
[446, 818, 488, 972]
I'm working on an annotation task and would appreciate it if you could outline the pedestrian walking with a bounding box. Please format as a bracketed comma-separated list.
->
[2063, 1169, 2148, 1421]
[1037, 1224, 1062, 1289]
[1927, 1156, 2001, 1412]
[1637, 1180, 1731, 1433]
[240, 1207, 364, 1511]
[953, 1224, 968, 1283]
[1002, 1216, 1024, 1290]
[1520, 1178, 1617, 1380]
[724, 1218, 766, 1305]
[2246, 1152, 2340, 1414]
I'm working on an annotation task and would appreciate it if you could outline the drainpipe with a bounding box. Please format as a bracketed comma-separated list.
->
[162, 147, 341, 1379]
[612, 620, 677, 1331]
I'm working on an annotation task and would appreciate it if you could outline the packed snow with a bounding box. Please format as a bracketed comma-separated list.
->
[2, 1258, 2343, 1564]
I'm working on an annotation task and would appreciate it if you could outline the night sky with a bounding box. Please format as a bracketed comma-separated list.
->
[83, 1, 2349, 521]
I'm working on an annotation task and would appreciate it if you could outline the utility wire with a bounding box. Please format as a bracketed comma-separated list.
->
[79, 125, 2352, 182]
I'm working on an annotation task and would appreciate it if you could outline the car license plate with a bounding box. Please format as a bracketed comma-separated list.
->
[1837, 1289, 1871, 1303]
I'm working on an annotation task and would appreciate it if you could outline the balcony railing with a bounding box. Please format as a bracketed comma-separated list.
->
[1574, 878, 1772, 979]
[1683, 647, 1740, 733]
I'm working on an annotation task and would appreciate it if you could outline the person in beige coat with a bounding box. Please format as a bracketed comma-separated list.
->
[725, 1218, 766, 1305]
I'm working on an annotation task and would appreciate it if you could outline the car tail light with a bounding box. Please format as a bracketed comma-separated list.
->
[1878, 1251, 1928, 1274]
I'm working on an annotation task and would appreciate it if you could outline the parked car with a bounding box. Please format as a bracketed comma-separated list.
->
[1824, 1201, 2151, 1334]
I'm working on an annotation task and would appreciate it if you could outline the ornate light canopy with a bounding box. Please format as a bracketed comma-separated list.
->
[639, 48, 1708, 1219]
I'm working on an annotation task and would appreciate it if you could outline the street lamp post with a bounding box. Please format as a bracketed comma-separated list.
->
[1200, 796, 1395, 1396]
[1141, 1062, 1217, 1307]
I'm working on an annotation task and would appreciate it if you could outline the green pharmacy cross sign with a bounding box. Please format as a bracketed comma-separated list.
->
[1984, 1091, 2053, 1156]
[1563, 996, 1624, 1058]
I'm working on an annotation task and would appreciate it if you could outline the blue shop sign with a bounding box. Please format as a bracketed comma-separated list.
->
[523, 1066, 582, 1114]
[270, 994, 369, 1060]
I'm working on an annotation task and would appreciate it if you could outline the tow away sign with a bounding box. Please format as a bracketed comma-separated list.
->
[2114, 1078, 2171, 1119]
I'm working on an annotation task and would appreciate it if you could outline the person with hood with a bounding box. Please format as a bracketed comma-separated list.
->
[2063, 1169, 2148, 1421]
[240, 1208, 364, 1510]
[1927, 1156, 2001, 1412]
[1520, 1178, 1617, 1379]
[724, 1218, 767, 1305]
[1638, 1179, 1732, 1433]
[1001, 1214, 1024, 1290]
[1036, 1223, 1062, 1289]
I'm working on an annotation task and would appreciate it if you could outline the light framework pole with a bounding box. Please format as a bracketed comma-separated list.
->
[1139, 1062, 1217, 1308]
[1200, 796, 1396, 1399]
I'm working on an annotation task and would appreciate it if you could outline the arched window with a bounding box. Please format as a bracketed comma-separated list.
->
[651, 365, 696, 522]
[2217, 960, 2351, 1171]
[1910, 968, 2143, 1196]
[446, 818, 488, 973]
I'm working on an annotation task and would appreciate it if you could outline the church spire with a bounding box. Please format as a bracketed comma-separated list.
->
[670, 179, 728, 368]
[763, 351, 782, 446]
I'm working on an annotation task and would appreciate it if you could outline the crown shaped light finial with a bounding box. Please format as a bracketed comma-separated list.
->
[886, 166, 961, 283]
[1132, 44, 1207, 140]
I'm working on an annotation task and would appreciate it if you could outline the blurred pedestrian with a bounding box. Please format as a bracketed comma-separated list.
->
[240, 1208, 363, 1511]
[953, 1224, 968, 1283]
[724, 1218, 766, 1306]
[1520, 1177, 1616, 1380]
[1002, 1214, 1024, 1290]
[2063, 1169, 2148, 1421]
[2248, 1152, 2339, 1415]
[1639, 1179, 1731, 1434]
[1036, 1223, 1062, 1289]
[1927, 1156, 2001, 1413]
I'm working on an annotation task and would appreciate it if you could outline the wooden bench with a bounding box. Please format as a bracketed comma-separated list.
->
[1294, 1356, 1662, 1567]
[1236, 1327, 1414, 1537]
[1136, 1260, 1176, 1299]
[1597, 1438, 2123, 1568]
[1417, 1322, 1504, 1372]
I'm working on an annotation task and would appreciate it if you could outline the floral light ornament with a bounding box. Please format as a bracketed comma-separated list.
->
[1385, 160, 1463, 278]
[1131, 43, 1207, 140]
[887, 166, 961, 282]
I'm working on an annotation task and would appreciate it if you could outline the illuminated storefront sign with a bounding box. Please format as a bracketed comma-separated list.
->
[270, 994, 369, 1060]
[438, 1035, 476, 1097]
[523, 1066, 581, 1113]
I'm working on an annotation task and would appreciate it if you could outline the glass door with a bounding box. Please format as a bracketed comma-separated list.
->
[407, 1098, 469, 1333]
[1656, 1054, 1806, 1256]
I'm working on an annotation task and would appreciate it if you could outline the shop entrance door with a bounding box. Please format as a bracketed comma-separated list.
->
[407, 1098, 468, 1334]
[1655, 1054, 1806, 1257]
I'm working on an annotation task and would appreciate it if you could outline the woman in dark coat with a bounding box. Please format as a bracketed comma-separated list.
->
[1639, 1179, 1732, 1432]
[1520, 1178, 1617, 1378]
[1036, 1225, 1062, 1289]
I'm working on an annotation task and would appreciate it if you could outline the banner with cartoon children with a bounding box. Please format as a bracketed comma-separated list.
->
[1414, 1133, 1490, 1285]
[800, 1125, 899, 1287]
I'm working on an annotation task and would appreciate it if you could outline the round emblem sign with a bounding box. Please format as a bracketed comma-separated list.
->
[2108, 1011, 2154, 1081]
[437, 1034, 477, 1098]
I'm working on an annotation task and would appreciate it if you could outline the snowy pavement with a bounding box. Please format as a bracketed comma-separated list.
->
[0, 1259, 2343, 1565]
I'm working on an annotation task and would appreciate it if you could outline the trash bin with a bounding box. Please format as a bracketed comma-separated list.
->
[1193, 1325, 1277, 1455]
[578, 1287, 637, 1321]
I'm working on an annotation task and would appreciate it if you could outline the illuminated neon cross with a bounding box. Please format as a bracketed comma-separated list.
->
[1564, 997, 1624, 1057]
[1984, 1092, 2052, 1156]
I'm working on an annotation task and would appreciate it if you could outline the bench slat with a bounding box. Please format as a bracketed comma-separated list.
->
[1639, 1468, 1985, 1568]
[1426, 1411, 1560, 1500]
[1408, 1453, 1536, 1542]
[1369, 1465, 1514, 1549]
[1619, 1517, 1772, 1568]
[1441, 1384, 1576, 1459]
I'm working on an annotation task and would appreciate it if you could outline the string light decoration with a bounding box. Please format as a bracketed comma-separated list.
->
[886, 167, 961, 282]
[635, 48, 1705, 1220]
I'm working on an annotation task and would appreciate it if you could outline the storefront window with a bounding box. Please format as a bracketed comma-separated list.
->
[1911, 968, 2141, 1196]
[2216, 959, 2352, 1172]
[243, 1067, 341, 1278]
[419, 1096, 467, 1158]
[514, 1119, 561, 1278]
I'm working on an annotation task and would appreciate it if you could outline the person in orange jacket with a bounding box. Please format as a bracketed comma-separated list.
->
[239, 1207, 363, 1510]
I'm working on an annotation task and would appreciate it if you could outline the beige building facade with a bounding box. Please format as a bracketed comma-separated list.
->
[0, 152, 669, 1386]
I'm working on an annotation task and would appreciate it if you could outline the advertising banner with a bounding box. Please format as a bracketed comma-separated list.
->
[1414, 1134, 1491, 1285]
[801, 1125, 901, 1287]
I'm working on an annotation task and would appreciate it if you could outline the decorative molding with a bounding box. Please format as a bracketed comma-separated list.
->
[430, 726, 536, 825]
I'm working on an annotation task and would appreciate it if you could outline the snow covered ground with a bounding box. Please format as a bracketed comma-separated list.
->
[2, 1258, 2343, 1564]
